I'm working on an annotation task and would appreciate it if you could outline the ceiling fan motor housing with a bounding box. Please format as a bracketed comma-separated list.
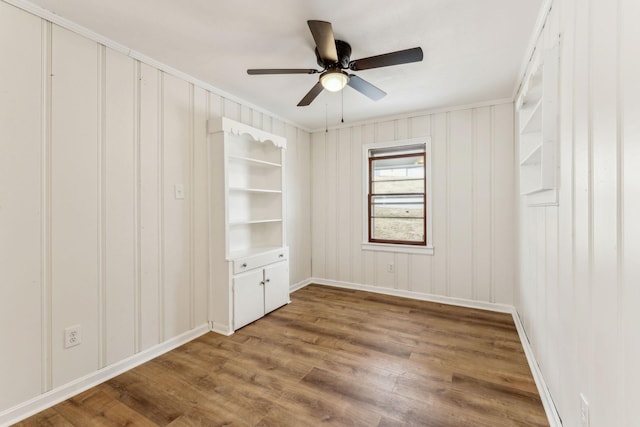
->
[315, 40, 352, 69]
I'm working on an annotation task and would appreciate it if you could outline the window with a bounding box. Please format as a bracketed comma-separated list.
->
[362, 139, 433, 254]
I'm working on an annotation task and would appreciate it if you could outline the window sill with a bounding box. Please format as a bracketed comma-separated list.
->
[361, 242, 434, 255]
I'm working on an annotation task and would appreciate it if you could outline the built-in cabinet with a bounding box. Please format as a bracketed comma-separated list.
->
[516, 43, 559, 206]
[208, 117, 289, 334]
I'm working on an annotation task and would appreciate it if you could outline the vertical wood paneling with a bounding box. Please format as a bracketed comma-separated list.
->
[310, 103, 515, 303]
[516, 0, 640, 424]
[0, 1, 43, 409]
[448, 110, 474, 299]
[490, 103, 515, 304]
[285, 125, 296, 275]
[430, 113, 449, 295]
[555, 0, 576, 418]
[590, 0, 620, 424]
[311, 132, 326, 278]
[376, 120, 395, 142]
[161, 74, 191, 339]
[139, 63, 161, 351]
[544, 205, 560, 401]
[336, 128, 351, 282]
[571, 0, 593, 417]
[50, 25, 99, 387]
[324, 131, 338, 280]
[298, 130, 312, 282]
[374, 252, 396, 288]
[473, 107, 492, 301]
[620, 1, 640, 425]
[192, 86, 208, 326]
[222, 99, 240, 121]
[349, 126, 364, 285]
[1, 2, 313, 414]
[104, 47, 136, 365]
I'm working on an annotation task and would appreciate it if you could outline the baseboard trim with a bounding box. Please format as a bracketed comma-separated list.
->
[210, 321, 233, 336]
[511, 310, 563, 426]
[300, 278, 562, 426]
[289, 277, 313, 293]
[0, 324, 210, 427]
[305, 277, 514, 313]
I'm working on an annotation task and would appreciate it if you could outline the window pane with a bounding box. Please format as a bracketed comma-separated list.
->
[372, 155, 424, 195]
[371, 194, 424, 218]
[371, 218, 424, 242]
[372, 179, 424, 194]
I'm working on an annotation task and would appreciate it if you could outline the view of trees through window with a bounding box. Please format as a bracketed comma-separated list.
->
[369, 150, 426, 245]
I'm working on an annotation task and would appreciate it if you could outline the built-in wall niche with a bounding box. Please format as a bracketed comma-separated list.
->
[516, 43, 559, 206]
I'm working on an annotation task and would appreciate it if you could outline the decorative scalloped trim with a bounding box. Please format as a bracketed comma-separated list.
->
[207, 117, 286, 149]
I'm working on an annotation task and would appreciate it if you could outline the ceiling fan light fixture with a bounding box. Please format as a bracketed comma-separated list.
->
[320, 70, 348, 92]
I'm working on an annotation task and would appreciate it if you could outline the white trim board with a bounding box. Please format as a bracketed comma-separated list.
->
[512, 310, 563, 427]
[300, 277, 514, 313]
[0, 324, 210, 427]
[294, 278, 562, 427]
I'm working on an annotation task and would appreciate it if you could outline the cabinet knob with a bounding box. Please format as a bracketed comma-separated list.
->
[259, 280, 265, 286]
[265, 278, 271, 283]
[242, 263, 247, 268]
[278, 254, 284, 258]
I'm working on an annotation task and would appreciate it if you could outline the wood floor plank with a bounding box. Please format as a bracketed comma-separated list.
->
[15, 284, 548, 426]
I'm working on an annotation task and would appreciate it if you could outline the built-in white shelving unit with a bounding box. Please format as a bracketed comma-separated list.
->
[516, 43, 559, 206]
[208, 117, 289, 334]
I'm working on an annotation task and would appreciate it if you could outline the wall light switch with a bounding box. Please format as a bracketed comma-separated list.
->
[174, 184, 185, 200]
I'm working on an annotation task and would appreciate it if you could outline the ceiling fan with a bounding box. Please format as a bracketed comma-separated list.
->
[247, 20, 424, 107]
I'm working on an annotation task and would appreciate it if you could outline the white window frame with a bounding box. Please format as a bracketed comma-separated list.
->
[362, 137, 434, 255]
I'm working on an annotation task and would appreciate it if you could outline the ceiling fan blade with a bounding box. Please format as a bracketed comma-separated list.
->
[247, 68, 319, 75]
[349, 47, 423, 71]
[307, 20, 338, 64]
[347, 75, 386, 101]
[297, 81, 324, 106]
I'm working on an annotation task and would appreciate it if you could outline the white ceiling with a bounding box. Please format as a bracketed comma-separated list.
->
[24, 0, 543, 131]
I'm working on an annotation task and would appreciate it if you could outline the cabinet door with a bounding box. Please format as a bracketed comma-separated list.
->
[264, 261, 290, 314]
[233, 269, 265, 330]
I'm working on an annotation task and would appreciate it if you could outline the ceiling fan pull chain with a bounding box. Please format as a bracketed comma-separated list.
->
[341, 89, 344, 123]
[325, 103, 328, 133]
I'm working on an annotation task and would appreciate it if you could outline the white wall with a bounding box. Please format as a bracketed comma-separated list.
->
[0, 0, 311, 413]
[310, 103, 516, 304]
[516, 0, 640, 426]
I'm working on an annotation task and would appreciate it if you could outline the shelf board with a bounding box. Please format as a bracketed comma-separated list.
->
[229, 219, 282, 226]
[520, 143, 542, 166]
[228, 155, 281, 168]
[520, 98, 543, 134]
[228, 187, 282, 194]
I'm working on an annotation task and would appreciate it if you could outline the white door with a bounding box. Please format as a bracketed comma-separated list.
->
[264, 261, 290, 314]
[233, 269, 264, 330]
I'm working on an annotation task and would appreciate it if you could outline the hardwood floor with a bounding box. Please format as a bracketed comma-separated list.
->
[16, 285, 549, 426]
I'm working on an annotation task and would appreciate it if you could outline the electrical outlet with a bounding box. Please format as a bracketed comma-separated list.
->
[387, 262, 394, 273]
[64, 325, 82, 348]
[579, 393, 589, 426]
